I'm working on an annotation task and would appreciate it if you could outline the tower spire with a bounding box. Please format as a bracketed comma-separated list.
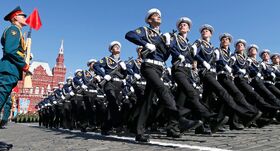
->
[59, 40, 64, 54]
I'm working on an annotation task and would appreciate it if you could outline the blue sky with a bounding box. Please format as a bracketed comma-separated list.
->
[1, 0, 280, 77]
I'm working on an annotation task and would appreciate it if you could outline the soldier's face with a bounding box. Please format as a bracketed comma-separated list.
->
[249, 48, 257, 57]
[236, 43, 245, 52]
[59, 84, 63, 89]
[221, 37, 230, 47]
[201, 29, 212, 39]
[15, 14, 27, 26]
[179, 22, 190, 34]
[148, 13, 161, 25]
[112, 45, 120, 54]
[262, 52, 270, 61]
[272, 57, 280, 64]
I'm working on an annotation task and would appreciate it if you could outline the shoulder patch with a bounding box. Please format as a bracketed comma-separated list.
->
[99, 59, 103, 63]
[136, 28, 141, 34]
[11, 30, 17, 36]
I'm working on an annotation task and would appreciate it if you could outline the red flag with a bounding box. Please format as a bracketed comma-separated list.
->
[26, 8, 42, 30]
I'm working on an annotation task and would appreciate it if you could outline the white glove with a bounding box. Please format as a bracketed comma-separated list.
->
[119, 61, 127, 70]
[70, 91, 75, 96]
[191, 45, 197, 56]
[145, 43, 156, 52]
[178, 55, 185, 63]
[203, 61, 211, 70]
[130, 86, 135, 93]
[82, 85, 88, 90]
[271, 72, 276, 79]
[261, 62, 267, 70]
[125, 95, 129, 99]
[134, 73, 141, 80]
[61, 95, 65, 100]
[53, 101, 57, 105]
[231, 56, 236, 62]
[104, 75, 111, 81]
[257, 72, 262, 78]
[95, 75, 101, 82]
[239, 69, 246, 74]
[163, 33, 171, 45]
[214, 49, 220, 61]
[225, 64, 232, 73]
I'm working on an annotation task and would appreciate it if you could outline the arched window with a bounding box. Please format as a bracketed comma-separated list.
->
[35, 87, 39, 94]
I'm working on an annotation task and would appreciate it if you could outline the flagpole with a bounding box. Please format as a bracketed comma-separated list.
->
[23, 27, 32, 89]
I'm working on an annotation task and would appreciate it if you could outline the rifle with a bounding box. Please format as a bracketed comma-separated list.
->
[99, 57, 134, 87]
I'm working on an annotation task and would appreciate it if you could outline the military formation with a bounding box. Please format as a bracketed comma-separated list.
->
[34, 8, 280, 143]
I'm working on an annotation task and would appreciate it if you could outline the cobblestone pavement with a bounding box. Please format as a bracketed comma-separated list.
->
[1, 122, 280, 151]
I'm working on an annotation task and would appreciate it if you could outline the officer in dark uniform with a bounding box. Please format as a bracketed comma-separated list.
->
[216, 33, 260, 130]
[271, 53, 280, 89]
[232, 40, 280, 124]
[62, 76, 75, 130]
[0, 6, 29, 111]
[259, 49, 280, 98]
[72, 69, 89, 131]
[247, 45, 280, 108]
[93, 41, 127, 135]
[126, 8, 201, 142]
[195, 24, 261, 129]
[168, 17, 230, 134]
[125, 46, 147, 133]
[52, 82, 65, 128]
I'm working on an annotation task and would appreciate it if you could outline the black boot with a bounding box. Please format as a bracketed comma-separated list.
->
[179, 117, 203, 133]
[210, 116, 229, 133]
[135, 134, 150, 142]
[195, 125, 212, 135]
[244, 111, 262, 127]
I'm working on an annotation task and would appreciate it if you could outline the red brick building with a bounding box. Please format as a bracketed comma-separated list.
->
[15, 40, 66, 112]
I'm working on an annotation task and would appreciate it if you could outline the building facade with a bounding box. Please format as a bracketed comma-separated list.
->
[15, 40, 66, 112]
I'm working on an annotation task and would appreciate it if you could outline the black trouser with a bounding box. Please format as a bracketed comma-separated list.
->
[85, 95, 97, 127]
[102, 81, 123, 131]
[250, 78, 280, 107]
[234, 77, 279, 116]
[265, 83, 280, 98]
[172, 66, 213, 120]
[276, 82, 280, 90]
[202, 72, 254, 119]
[54, 104, 63, 128]
[218, 74, 258, 126]
[218, 74, 258, 114]
[62, 101, 73, 129]
[127, 83, 146, 133]
[136, 62, 179, 135]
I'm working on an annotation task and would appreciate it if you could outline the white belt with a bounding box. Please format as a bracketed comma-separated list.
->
[209, 68, 216, 73]
[217, 71, 229, 75]
[178, 63, 192, 68]
[88, 89, 98, 93]
[97, 95, 105, 98]
[136, 81, 146, 85]
[276, 81, 280, 84]
[264, 81, 275, 85]
[144, 59, 165, 67]
[164, 82, 171, 86]
[112, 78, 121, 82]
[76, 94, 83, 97]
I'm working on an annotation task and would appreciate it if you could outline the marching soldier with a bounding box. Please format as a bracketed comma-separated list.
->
[53, 82, 65, 128]
[271, 53, 280, 89]
[194, 24, 261, 129]
[216, 33, 259, 130]
[0, 6, 29, 111]
[93, 41, 127, 135]
[126, 8, 201, 142]
[259, 49, 280, 98]
[232, 40, 280, 124]
[169, 17, 226, 134]
[247, 45, 280, 108]
[62, 76, 74, 130]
